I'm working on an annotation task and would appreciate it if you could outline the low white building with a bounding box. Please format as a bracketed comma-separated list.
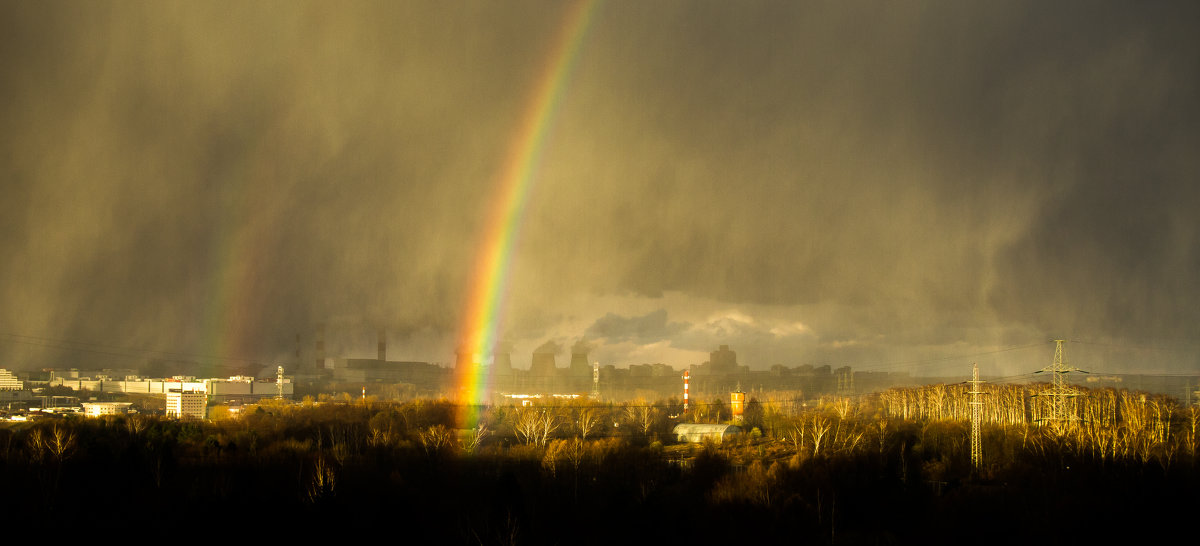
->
[81, 402, 133, 417]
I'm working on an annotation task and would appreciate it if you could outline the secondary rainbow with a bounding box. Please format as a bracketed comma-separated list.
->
[454, 0, 599, 420]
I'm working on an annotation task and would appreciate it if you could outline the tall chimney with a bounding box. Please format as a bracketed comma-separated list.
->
[377, 329, 387, 362]
[315, 324, 326, 371]
[492, 349, 513, 372]
[455, 346, 473, 370]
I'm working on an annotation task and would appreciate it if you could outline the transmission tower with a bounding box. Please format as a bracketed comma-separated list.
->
[1034, 340, 1086, 430]
[276, 365, 285, 400]
[967, 362, 985, 470]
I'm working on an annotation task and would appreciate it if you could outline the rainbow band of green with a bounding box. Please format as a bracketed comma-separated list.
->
[200, 154, 278, 378]
[455, 0, 599, 421]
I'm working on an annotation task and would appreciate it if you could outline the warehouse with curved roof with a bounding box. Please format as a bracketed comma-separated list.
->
[672, 423, 743, 443]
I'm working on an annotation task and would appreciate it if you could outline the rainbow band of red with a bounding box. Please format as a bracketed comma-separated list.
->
[454, 0, 599, 422]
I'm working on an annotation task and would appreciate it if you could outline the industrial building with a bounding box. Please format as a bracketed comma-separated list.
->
[328, 358, 447, 386]
[48, 375, 292, 401]
[672, 423, 743, 443]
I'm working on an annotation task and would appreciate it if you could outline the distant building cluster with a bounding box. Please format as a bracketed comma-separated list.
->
[8, 327, 1195, 424]
[1, 367, 292, 422]
[286, 329, 921, 403]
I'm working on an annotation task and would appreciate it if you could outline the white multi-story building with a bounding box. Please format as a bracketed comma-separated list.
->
[165, 389, 207, 419]
[0, 369, 22, 390]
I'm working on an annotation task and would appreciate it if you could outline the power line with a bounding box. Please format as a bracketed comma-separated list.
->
[841, 343, 1047, 374]
[1072, 338, 1200, 352]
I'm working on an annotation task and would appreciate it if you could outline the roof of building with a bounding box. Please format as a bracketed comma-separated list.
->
[672, 423, 743, 442]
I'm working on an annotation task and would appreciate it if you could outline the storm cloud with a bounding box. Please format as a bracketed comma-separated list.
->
[1, 1, 1196, 376]
[585, 310, 688, 345]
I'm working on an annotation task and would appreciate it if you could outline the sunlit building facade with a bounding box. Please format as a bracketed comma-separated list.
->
[166, 389, 207, 419]
[81, 402, 133, 417]
[0, 369, 22, 390]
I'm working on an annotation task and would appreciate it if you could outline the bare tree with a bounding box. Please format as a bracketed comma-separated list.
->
[125, 415, 148, 437]
[565, 437, 586, 474]
[367, 411, 397, 448]
[367, 422, 395, 448]
[877, 418, 889, 454]
[418, 424, 453, 455]
[306, 454, 337, 503]
[575, 407, 600, 441]
[326, 424, 356, 465]
[26, 427, 45, 463]
[834, 397, 852, 420]
[625, 401, 659, 437]
[48, 425, 76, 463]
[514, 407, 560, 447]
[538, 409, 562, 446]
[541, 439, 565, 477]
[810, 416, 831, 457]
[514, 407, 541, 446]
[464, 424, 489, 454]
[1185, 406, 1198, 457]
[783, 420, 806, 454]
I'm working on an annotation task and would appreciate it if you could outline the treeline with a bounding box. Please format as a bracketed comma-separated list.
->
[0, 385, 1196, 543]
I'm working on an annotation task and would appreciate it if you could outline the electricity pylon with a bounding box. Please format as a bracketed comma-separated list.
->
[967, 362, 985, 470]
[1034, 339, 1086, 431]
[276, 365, 285, 400]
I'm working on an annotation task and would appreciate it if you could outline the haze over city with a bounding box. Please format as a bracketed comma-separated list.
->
[2, 1, 1197, 378]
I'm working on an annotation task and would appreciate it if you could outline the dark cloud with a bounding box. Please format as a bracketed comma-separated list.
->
[1, 1, 1197, 374]
[585, 310, 689, 345]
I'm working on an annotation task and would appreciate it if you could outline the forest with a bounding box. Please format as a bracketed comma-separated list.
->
[1, 382, 1196, 544]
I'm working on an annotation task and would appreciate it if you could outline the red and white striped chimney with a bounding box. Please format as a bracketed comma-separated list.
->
[682, 370, 690, 413]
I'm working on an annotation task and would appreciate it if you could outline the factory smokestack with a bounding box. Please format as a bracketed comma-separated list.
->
[378, 329, 387, 362]
[493, 347, 513, 372]
[570, 343, 590, 375]
[530, 352, 557, 376]
[455, 346, 473, 370]
[315, 324, 326, 371]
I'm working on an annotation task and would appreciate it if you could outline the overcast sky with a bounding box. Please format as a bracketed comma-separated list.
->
[1, 1, 1197, 377]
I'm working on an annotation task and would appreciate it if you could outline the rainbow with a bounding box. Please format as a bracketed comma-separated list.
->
[454, 0, 599, 423]
[198, 162, 278, 378]
[195, 125, 292, 379]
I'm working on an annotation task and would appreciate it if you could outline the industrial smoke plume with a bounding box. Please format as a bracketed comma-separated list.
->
[1, 1, 1197, 375]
